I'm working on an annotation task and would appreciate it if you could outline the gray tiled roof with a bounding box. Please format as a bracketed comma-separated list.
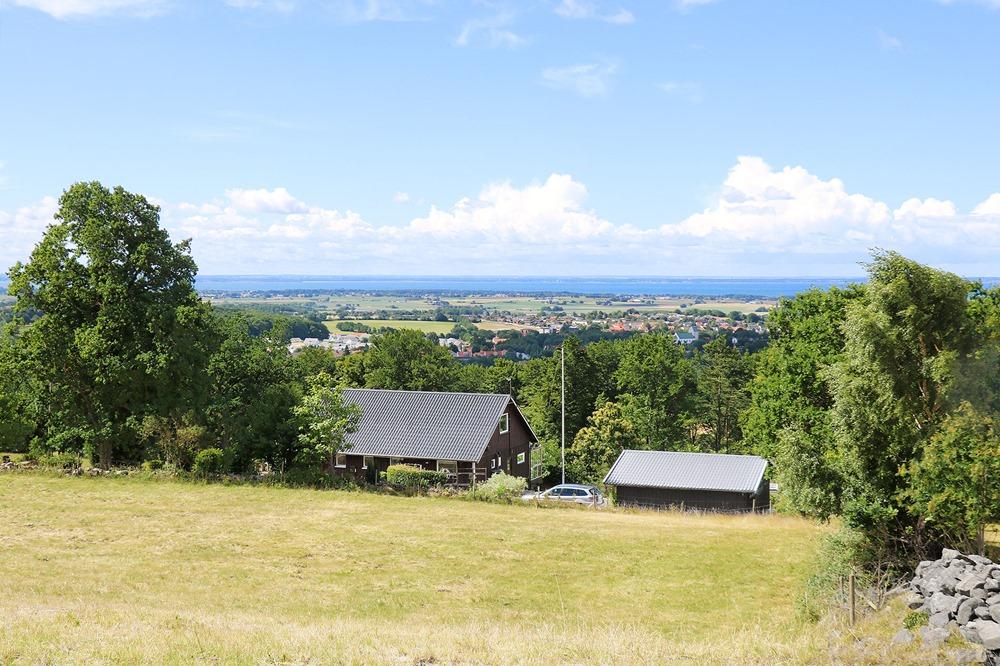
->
[341, 389, 512, 462]
[603, 450, 768, 493]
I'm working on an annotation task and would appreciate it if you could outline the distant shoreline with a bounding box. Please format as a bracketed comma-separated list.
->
[5, 275, 999, 300]
[193, 275, 870, 299]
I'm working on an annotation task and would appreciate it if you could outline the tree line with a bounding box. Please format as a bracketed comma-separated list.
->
[3, 182, 998, 566]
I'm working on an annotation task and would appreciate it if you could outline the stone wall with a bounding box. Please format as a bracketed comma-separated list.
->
[902, 548, 1000, 663]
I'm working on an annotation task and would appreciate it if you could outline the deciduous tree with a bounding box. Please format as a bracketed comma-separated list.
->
[7, 182, 215, 467]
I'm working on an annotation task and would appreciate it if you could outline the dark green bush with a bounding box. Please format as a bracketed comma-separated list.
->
[384, 464, 447, 489]
[141, 459, 164, 472]
[192, 448, 226, 476]
[34, 451, 83, 471]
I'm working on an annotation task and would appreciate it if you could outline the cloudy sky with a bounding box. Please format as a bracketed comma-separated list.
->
[2, 0, 999, 276]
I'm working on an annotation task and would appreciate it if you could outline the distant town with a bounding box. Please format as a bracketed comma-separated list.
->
[199, 290, 773, 360]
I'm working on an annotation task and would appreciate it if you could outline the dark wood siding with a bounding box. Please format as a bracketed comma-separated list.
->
[333, 399, 537, 486]
[614, 480, 770, 512]
[478, 402, 534, 481]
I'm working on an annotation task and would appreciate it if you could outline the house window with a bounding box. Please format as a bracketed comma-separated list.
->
[390, 457, 403, 466]
[335, 453, 347, 468]
[437, 460, 458, 477]
[490, 457, 496, 469]
[363, 456, 374, 470]
[516, 452, 526, 465]
[499, 413, 509, 434]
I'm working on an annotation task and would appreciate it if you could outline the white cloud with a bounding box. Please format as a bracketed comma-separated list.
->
[877, 28, 903, 52]
[8, 0, 165, 19]
[936, 0, 1000, 8]
[973, 193, 1000, 216]
[0, 196, 58, 269]
[224, 0, 296, 11]
[6, 158, 1000, 276]
[225, 187, 307, 214]
[541, 61, 618, 97]
[657, 81, 703, 104]
[553, 0, 634, 24]
[455, 12, 525, 49]
[325, 0, 434, 23]
[893, 197, 956, 220]
[674, 0, 717, 9]
[393, 191, 411, 204]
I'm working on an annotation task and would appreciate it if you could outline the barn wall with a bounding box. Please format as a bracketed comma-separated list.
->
[754, 478, 770, 510]
[614, 486, 759, 511]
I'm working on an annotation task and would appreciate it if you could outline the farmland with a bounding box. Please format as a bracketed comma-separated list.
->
[326, 318, 458, 334]
[207, 293, 773, 318]
[1, 474, 827, 664]
[325, 318, 534, 334]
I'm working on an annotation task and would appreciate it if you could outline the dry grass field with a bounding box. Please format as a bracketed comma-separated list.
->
[0, 474, 831, 664]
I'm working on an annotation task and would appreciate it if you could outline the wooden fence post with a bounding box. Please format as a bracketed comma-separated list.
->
[848, 572, 856, 627]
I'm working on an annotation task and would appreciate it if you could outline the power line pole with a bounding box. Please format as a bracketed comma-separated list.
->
[561, 343, 566, 485]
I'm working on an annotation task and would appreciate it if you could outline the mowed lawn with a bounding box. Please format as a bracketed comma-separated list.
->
[0, 475, 828, 665]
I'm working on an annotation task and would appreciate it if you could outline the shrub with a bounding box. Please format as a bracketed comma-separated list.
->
[467, 472, 527, 503]
[384, 464, 447, 490]
[903, 610, 928, 630]
[796, 527, 870, 622]
[34, 451, 83, 471]
[192, 448, 226, 476]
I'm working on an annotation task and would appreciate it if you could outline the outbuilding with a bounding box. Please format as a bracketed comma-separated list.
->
[603, 450, 769, 512]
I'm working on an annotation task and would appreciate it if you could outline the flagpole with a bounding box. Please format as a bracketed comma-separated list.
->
[561, 343, 566, 485]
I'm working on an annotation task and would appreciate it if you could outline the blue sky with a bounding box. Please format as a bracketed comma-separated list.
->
[2, 0, 1000, 276]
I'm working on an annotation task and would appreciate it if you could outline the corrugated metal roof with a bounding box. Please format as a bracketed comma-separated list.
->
[603, 450, 768, 493]
[341, 389, 512, 462]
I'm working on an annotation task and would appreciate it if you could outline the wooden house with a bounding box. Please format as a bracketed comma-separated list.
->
[335, 389, 540, 486]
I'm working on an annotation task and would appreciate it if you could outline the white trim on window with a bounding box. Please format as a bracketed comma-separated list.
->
[499, 413, 509, 434]
[437, 460, 458, 476]
[362, 456, 373, 470]
[516, 452, 525, 465]
[334, 453, 347, 468]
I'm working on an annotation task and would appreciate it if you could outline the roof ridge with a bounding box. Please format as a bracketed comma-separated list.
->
[343, 387, 510, 398]
[620, 449, 766, 460]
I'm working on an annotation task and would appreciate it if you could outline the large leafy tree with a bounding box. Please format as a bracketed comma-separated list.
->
[363, 329, 461, 391]
[740, 286, 860, 518]
[7, 182, 215, 467]
[0, 331, 38, 452]
[520, 336, 599, 447]
[293, 372, 361, 474]
[567, 399, 642, 483]
[827, 251, 977, 536]
[903, 403, 1000, 556]
[614, 333, 694, 449]
[206, 314, 300, 472]
[693, 336, 753, 452]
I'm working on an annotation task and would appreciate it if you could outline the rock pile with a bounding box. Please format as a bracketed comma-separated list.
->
[905, 548, 1000, 659]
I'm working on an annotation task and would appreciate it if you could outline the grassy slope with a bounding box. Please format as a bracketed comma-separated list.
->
[1, 475, 827, 664]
